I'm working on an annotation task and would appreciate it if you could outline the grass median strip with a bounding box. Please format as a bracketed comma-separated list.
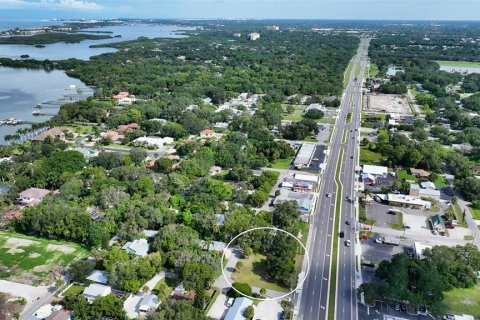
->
[342, 129, 347, 144]
[327, 148, 344, 320]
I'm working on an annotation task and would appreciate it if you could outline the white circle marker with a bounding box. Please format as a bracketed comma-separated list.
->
[221, 226, 310, 301]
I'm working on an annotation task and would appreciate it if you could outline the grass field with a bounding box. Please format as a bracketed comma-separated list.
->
[153, 277, 177, 298]
[436, 60, 480, 68]
[438, 284, 480, 318]
[271, 156, 293, 169]
[282, 105, 307, 121]
[469, 206, 480, 220]
[432, 176, 449, 188]
[369, 63, 379, 77]
[66, 124, 97, 135]
[234, 253, 289, 293]
[396, 169, 417, 181]
[0, 231, 89, 285]
[344, 58, 354, 88]
[388, 212, 404, 230]
[360, 146, 385, 165]
[62, 284, 85, 297]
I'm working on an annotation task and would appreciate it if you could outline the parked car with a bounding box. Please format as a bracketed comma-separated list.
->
[339, 231, 345, 238]
[345, 220, 350, 225]
[394, 302, 400, 311]
[375, 238, 383, 244]
[401, 303, 407, 312]
[227, 298, 234, 307]
[443, 315, 455, 320]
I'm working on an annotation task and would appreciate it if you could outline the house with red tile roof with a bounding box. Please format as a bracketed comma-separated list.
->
[100, 130, 124, 142]
[112, 91, 130, 100]
[32, 127, 66, 142]
[2, 210, 22, 220]
[117, 123, 139, 133]
[200, 129, 215, 138]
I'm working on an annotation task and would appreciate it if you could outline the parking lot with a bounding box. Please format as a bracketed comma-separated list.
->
[358, 302, 431, 320]
[366, 203, 403, 228]
[299, 144, 326, 173]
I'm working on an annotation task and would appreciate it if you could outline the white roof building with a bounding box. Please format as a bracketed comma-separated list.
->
[224, 297, 253, 320]
[33, 304, 62, 319]
[386, 194, 431, 209]
[362, 165, 388, 177]
[133, 137, 174, 148]
[414, 242, 432, 259]
[294, 143, 316, 168]
[138, 294, 160, 313]
[86, 270, 108, 284]
[122, 239, 149, 257]
[83, 284, 111, 303]
[420, 181, 436, 190]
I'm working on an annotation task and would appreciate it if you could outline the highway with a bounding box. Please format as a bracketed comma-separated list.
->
[295, 38, 369, 320]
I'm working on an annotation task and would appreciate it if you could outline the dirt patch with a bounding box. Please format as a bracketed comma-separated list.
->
[3, 237, 37, 254]
[46, 244, 75, 254]
[33, 265, 50, 273]
[365, 94, 412, 114]
[29, 252, 41, 258]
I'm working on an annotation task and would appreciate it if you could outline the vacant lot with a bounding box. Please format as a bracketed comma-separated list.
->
[439, 284, 480, 318]
[366, 94, 411, 114]
[233, 253, 289, 293]
[0, 232, 89, 285]
[360, 146, 385, 165]
[282, 105, 307, 121]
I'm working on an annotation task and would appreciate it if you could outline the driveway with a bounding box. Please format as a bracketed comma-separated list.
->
[255, 299, 283, 320]
[124, 294, 142, 319]
[0, 280, 54, 319]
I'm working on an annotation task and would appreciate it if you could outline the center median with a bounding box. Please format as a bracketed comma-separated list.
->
[327, 147, 344, 320]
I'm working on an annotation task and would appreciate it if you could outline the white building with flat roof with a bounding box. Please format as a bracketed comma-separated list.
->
[294, 143, 316, 169]
[247, 32, 260, 40]
[122, 239, 149, 257]
[362, 164, 388, 177]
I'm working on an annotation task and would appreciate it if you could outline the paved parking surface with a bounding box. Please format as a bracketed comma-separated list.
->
[366, 203, 401, 227]
[358, 302, 431, 320]
[255, 299, 283, 320]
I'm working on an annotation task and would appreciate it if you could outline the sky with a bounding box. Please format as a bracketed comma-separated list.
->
[0, 0, 479, 20]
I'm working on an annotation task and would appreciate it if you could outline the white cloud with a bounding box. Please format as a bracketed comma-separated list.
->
[40, 0, 103, 10]
[0, 0, 103, 10]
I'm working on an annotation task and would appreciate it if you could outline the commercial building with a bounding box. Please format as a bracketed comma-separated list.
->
[430, 214, 445, 233]
[362, 164, 388, 177]
[274, 189, 317, 214]
[294, 143, 316, 169]
[247, 32, 260, 40]
[386, 194, 431, 210]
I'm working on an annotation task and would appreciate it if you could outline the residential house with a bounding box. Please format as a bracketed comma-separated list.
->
[410, 184, 441, 199]
[133, 137, 174, 149]
[18, 187, 50, 207]
[100, 130, 124, 142]
[86, 270, 108, 284]
[31, 304, 63, 320]
[170, 283, 195, 301]
[213, 122, 229, 130]
[83, 284, 112, 303]
[2, 210, 22, 221]
[122, 239, 149, 257]
[112, 92, 132, 100]
[117, 123, 139, 133]
[200, 129, 216, 139]
[410, 168, 430, 179]
[420, 181, 436, 190]
[224, 297, 254, 320]
[32, 127, 66, 142]
[138, 295, 160, 314]
[46, 310, 71, 320]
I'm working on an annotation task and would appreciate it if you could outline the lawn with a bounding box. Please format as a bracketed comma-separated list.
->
[282, 105, 307, 121]
[432, 176, 449, 188]
[435, 60, 480, 68]
[396, 169, 417, 181]
[439, 284, 480, 318]
[153, 277, 177, 298]
[360, 146, 385, 165]
[344, 58, 354, 88]
[469, 206, 480, 220]
[233, 253, 290, 293]
[270, 156, 293, 169]
[66, 124, 97, 135]
[369, 63, 379, 77]
[62, 284, 85, 297]
[0, 231, 89, 285]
